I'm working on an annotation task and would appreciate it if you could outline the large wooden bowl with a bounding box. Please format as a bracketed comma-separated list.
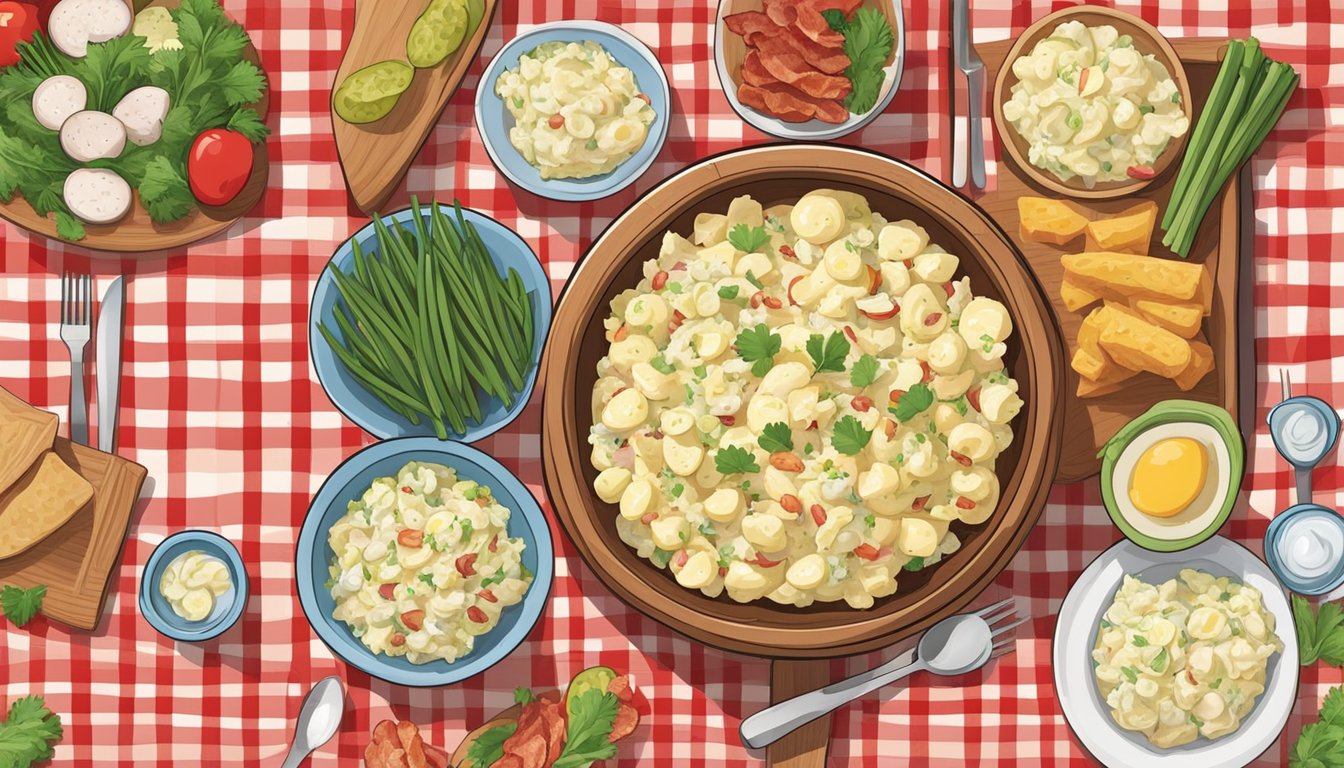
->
[541, 145, 1065, 660]
[992, 5, 1192, 200]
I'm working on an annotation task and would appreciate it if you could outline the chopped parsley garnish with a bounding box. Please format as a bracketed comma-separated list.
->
[670, 482, 685, 498]
[1151, 647, 1169, 673]
[650, 549, 674, 568]
[715, 445, 760, 475]
[758, 422, 794, 453]
[699, 522, 716, 537]
[1120, 666, 1139, 684]
[728, 223, 771, 253]
[807, 331, 851, 374]
[649, 354, 676, 374]
[803, 442, 814, 455]
[889, 383, 934, 421]
[978, 333, 995, 354]
[1131, 635, 1149, 647]
[951, 396, 969, 416]
[903, 556, 925, 571]
[718, 285, 740, 300]
[849, 354, 880, 387]
[419, 573, 435, 587]
[864, 514, 876, 527]
[693, 364, 708, 379]
[586, 138, 598, 150]
[735, 323, 782, 377]
[831, 415, 871, 455]
[744, 270, 765, 290]
[684, 384, 695, 404]
[1188, 713, 1204, 727]
[717, 545, 735, 569]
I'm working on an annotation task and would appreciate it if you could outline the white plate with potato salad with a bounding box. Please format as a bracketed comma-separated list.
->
[1054, 537, 1298, 767]
[586, 189, 1024, 609]
[1003, 20, 1189, 185]
[325, 461, 533, 665]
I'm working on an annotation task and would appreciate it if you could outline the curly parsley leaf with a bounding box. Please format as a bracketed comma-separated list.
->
[736, 323, 781, 378]
[54, 212, 86, 242]
[727, 223, 770, 254]
[758, 422, 794, 454]
[888, 383, 934, 422]
[840, 7, 895, 115]
[554, 690, 620, 768]
[0, 585, 45, 628]
[831, 415, 872, 456]
[0, 695, 63, 766]
[849, 354, 880, 388]
[1295, 595, 1344, 666]
[137, 156, 195, 224]
[514, 687, 535, 706]
[464, 722, 517, 768]
[1291, 687, 1344, 768]
[715, 445, 760, 476]
[806, 331, 850, 374]
[227, 107, 270, 142]
[821, 8, 848, 32]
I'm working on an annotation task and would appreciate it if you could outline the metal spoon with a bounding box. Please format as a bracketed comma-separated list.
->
[739, 598, 1025, 750]
[281, 676, 346, 768]
[1268, 369, 1341, 505]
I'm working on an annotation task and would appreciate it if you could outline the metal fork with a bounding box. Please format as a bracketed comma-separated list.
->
[740, 597, 1026, 749]
[60, 271, 93, 445]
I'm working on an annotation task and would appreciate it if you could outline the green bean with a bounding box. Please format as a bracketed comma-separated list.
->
[319, 323, 428, 418]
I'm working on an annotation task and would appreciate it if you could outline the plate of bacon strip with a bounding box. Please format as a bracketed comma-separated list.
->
[716, 0, 904, 139]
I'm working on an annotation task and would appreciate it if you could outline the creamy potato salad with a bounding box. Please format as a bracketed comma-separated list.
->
[160, 550, 231, 622]
[1093, 569, 1281, 748]
[1003, 21, 1189, 184]
[588, 190, 1024, 609]
[326, 461, 532, 665]
[495, 40, 656, 180]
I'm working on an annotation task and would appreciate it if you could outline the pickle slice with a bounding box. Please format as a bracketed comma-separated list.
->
[333, 60, 414, 124]
[406, 0, 470, 69]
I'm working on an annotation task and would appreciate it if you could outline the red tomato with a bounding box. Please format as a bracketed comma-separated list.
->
[0, 2, 40, 68]
[188, 129, 254, 206]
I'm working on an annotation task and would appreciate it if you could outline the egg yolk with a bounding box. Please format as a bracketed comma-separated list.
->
[1129, 437, 1207, 518]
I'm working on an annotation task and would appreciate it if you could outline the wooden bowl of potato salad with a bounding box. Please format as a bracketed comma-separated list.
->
[541, 145, 1065, 658]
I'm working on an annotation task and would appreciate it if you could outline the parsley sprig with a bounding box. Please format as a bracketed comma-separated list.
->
[849, 354, 880, 387]
[758, 422, 793, 454]
[831, 415, 872, 456]
[728, 223, 770, 253]
[715, 446, 760, 475]
[1292, 686, 1344, 767]
[1295, 595, 1344, 666]
[0, 695, 63, 766]
[888, 383, 934, 422]
[807, 331, 850, 374]
[0, 585, 45, 628]
[554, 690, 621, 768]
[736, 323, 781, 377]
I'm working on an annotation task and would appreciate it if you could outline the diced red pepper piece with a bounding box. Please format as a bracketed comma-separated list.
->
[912, 495, 931, 511]
[455, 553, 478, 576]
[955, 496, 976, 510]
[851, 396, 872, 412]
[548, 114, 565, 129]
[923, 312, 943, 327]
[400, 609, 425, 631]
[951, 450, 973, 467]
[810, 504, 827, 527]
[390, 632, 406, 646]
[488, 534, 499, 553]
[1127, 165, 1156, 180]
[397, 529, 423, 548]
[853, 544, 881, 561]
[378, 583, 396, 601]
[651, 270, 669, 290]
[467, 606, 489, 624]
[967, 388, 981, 413]
[478, 589, 498, 603]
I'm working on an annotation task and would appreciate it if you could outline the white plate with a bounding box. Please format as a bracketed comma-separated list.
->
[713, 0, 905, 141]
[1053, 536, 1299, 768]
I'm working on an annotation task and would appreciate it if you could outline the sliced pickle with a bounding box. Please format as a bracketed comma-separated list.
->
[333, 60, 414, 124]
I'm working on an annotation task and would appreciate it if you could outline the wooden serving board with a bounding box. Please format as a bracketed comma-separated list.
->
[0, 0, 270, 254]
[333, 0, 499, 214]
[0, 438, 147, 630]
[974, 38, 1248, 483]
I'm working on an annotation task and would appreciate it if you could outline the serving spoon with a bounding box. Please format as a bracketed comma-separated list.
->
[280, 676, 346, 768]
[739, 597, 1024, 750]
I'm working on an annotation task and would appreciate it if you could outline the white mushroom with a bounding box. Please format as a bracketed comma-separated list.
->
[63, 168, 132, 224]
[59, 110, 126, 162]
[48, 0, 132, 58]
[112, 85, 170, 146]
[32, 75, 87, 131]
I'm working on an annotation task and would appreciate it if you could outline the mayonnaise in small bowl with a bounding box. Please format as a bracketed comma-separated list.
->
[1265, 504, 1344, 596]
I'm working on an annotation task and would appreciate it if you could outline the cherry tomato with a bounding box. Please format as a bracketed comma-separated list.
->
[188, 129, 254, 206]
[0, 2, 40, 69]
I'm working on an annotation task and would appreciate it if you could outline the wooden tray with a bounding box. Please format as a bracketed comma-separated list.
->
[0, 0, 270, 254]
[333, 0, 499, 214]
[974, 37, 1250, 483]
[0, 438, 147, 630]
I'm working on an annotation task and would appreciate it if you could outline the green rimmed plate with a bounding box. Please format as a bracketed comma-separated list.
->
[1098, 399, 1244, 552]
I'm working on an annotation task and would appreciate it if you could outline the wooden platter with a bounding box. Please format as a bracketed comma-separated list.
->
[332, 0, 499, 214]
[975, 37, 1250, 483]
[0, 0, 270, 254]
[0, 437, 147, 630]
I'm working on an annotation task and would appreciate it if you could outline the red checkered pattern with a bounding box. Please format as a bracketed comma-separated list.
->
[0, 0, 1337, 764]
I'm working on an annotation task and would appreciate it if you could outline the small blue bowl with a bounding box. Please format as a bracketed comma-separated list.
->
[295, 438, 554, 687]
[310, 206, 552, 442]
[475, 20, 671, 202]
[140, 531, 248, 643]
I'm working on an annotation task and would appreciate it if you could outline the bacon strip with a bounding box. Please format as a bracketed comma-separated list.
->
[746, 29, 849, 75]
[754, 49, 852, 100]
[739, 83, 849, 124]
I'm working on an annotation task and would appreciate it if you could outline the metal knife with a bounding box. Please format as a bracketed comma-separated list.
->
[952, 0, 987, 189]
[96, 276, 125, 454]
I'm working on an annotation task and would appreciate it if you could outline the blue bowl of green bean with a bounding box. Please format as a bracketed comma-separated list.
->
[311, 203, 552, 442]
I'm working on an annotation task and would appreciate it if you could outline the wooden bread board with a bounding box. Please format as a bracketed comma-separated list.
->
[332, 0, 499, 214]
[0, 438, 147, 630]
[973, 38, 1248, 483]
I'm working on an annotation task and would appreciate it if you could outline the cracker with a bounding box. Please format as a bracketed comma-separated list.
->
[0, 385, 58, 495]
[0, 451, 93, 559]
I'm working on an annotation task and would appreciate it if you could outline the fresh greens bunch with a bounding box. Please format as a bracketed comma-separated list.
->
[0, 0, 268, 241]
[0, 695, 63, 767]
[822, 7, 895, 115]
[1161, 37, 1296, 257]
[318, 198, 536, 439]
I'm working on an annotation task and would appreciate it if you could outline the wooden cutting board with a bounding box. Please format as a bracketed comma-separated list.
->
[0, 0, 270, 254]
[0, 438, 147, 630]
[332, 0, 499, 214]
[973, 38, 1251, 483]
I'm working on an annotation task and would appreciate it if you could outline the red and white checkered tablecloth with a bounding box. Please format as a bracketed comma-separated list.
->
[0, 0, 1338, 764]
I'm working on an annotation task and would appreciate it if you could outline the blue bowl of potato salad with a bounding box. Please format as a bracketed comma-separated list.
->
[476, 21, 671, 202]
[296, 438, 553, 687]
[140, 530, 248, 643]
[1053, 537, 1298, 767]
